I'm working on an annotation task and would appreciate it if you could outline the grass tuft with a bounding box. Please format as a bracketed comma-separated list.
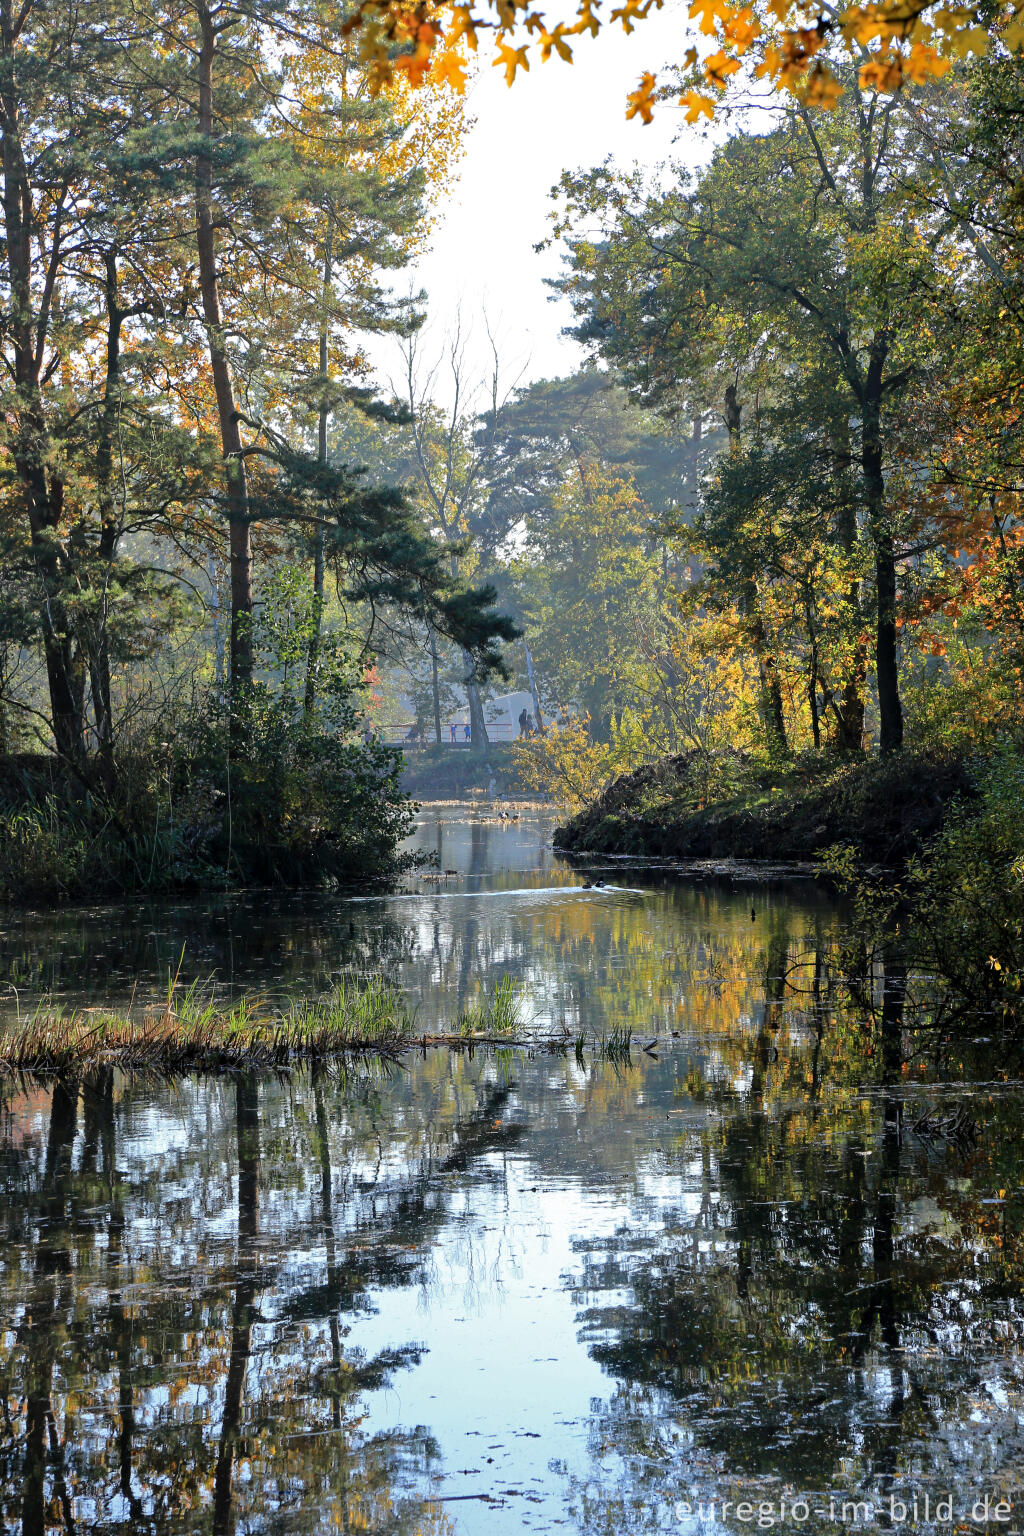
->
[455, 975, 523, 1037]
[0, 976, 412, 1077]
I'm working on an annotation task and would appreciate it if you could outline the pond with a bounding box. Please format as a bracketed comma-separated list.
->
[2, 810, 1023, 1533]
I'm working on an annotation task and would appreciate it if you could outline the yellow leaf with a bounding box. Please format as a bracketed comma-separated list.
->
[681, 87, 716, 120]
[903, 40, 952, 80]
[859, 53, 903, 90]
[755, 43, 783, 76]
[705, 47, 741, 85]
[949, 23, 991, 53]
[626, 70, 658, 121]
[803, 62, 844, 104]
[689, 0, 734, 36]
[449, 6, 480, 49]
[431, 50, 469, 89]
[722, 6, 761, 49]
[538, 21, 574, 59]
[494, 39, 530, 82]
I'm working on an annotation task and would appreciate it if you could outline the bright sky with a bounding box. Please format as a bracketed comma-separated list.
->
[363, 2, 711, 407]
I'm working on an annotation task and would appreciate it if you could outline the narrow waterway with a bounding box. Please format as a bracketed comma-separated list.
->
[1, 809, 1022, 1533]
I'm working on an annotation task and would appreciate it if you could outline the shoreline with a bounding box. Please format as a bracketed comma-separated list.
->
[553, 749, 976, 870]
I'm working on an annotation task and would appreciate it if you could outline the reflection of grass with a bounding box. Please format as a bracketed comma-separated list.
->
[1, 974, 540, 1076]
[599, 1026, 634, 1061]
[456, 975, 522, 1037]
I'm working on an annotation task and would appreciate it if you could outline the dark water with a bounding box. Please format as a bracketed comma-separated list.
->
[2, 811, 1023, 1533]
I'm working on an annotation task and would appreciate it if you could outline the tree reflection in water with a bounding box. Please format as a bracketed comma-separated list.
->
[2, 921, 1023, 1535]
[566, 952, 1024, 1533]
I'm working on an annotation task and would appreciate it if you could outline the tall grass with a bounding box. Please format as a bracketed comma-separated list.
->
[455, 975, 522, 1037]
[0, 974, 537, 1075]
[0, 976, 413, 1076]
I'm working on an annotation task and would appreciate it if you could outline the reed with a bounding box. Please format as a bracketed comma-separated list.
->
[0, 976, 413, 1077]
[0, 974, 542, 1076]
[454, 975, 522, 1037]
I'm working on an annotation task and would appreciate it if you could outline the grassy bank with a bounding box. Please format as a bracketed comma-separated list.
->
[0, 974, 536, 1077]
[554, 749, 976, 868]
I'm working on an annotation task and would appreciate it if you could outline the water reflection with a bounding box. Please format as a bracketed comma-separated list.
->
[3, 1034, 1024, 1529]
[0, 809, 834, 1028]
[2, 817, 1022, 1534]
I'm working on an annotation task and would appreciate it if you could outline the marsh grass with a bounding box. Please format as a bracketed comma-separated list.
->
[599, 1025, 634, 1061]
[0, 974, 549, 1076]
[1, 975, 414, 1077]
[455, 975, 522, 1037]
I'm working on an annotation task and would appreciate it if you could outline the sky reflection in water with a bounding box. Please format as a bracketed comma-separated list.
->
[1, 810, 1023, 1534]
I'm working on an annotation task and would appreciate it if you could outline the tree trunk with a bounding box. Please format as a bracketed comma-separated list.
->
[724, 384, 787, 754]
[862, 350, 903, 753]
[805, 596, 821, 750]
[212, 1075, 260, 1536]
[195, 4, 254, 701]
[464, 655, 489, 747]
[524, 638, 545, 734]
[746, 589, 787, 755]
[831, 445, 866, 753]
[1, 69, 85, 765]
[429, 627, 442, 743]
[88, 247, 127, 783]
[304, 219, 334, 720]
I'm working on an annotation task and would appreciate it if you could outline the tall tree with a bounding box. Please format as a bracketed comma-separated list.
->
[556, 81, 947, 751]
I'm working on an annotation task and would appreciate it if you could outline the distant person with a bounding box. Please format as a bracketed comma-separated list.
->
[518, 707, 530, 738]
[449, 722, 457, 743]
[464, 723, 471, 742]
[526, 712, 536, 735]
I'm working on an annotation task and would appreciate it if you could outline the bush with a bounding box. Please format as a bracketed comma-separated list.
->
[0, 570, 416, 899]
[906, 746, 1024, 1022]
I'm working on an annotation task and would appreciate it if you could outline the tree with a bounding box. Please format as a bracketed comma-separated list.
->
[395, 321, 524, 745]
[555, 78, 951, 750]
[331, 0, 1024, 127]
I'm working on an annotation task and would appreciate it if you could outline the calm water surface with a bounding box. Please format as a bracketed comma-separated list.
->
[2, 810, 1023, 1533]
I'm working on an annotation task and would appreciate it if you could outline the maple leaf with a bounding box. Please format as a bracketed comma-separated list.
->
[494, 39, 530, 81]
[903, 40, 952, 80]
[803, 62, 844, 103]
[689, 0, 735, 36]
[538, 21, 574, 59]
[705, 47, 741, 85]
[681, 87, 716, 120]
[858, 52, 903, 89]
[722, 6, 761, 49]
[626, 70, 657, 121]
[949, 22, 990, 53]
[395, 41, 434, 87]
[755, 43, 783, 76]
[448, 6, 480, 48]
[431, 49, 469, 88]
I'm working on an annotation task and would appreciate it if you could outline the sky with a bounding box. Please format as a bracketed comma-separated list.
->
[362, 1, 709, 409]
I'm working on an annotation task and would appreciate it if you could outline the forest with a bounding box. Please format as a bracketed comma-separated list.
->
[1, 1, 1023, 1016]
[5, 4, 1024, 1530]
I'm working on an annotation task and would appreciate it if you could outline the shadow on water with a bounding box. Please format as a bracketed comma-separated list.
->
[2, 813, 1024, 1533]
